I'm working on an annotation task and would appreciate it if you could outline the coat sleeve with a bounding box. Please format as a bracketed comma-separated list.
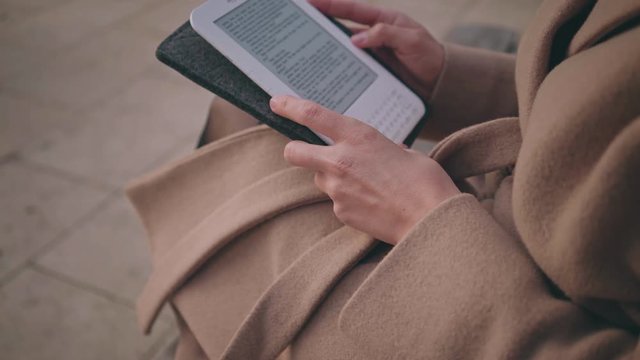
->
[421, 43, 519, 140]
[336, 193, 639, 359]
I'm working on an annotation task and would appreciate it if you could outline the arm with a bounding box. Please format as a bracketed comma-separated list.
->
[422, 43, 518, 140]
[338, 193, 638, 359]
[270, 97, 639, 359]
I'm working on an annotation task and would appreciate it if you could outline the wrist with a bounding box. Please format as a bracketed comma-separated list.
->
[393, 184, 460, 245]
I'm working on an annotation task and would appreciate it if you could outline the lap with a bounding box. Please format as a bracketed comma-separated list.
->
[131, 121, 390, 359]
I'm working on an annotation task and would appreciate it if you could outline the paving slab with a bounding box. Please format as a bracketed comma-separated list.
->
[0, 0, 74, 24]
[446, 24, 520, 53]
[0, 0, 157, 54]
[0, 160, 109, 281]
[0, 46, 44, 84]
[22, 73, 212, 187]
[371, 0, 476, 39]
[36, 195, 153, 304]
[92, 71, 212, 142]
[460, 0, 542, 32]
[151, 337, 179, 360]
[126, 0, 205, 40]
[0, 268, 172, 360]
[0, 93, 83, 158]
[1, 25, 159, 111]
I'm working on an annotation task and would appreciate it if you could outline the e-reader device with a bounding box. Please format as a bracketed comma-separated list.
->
[191, 0, 427, 144]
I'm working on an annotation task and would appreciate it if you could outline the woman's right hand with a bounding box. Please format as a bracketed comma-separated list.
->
[309, 0, 445, 101]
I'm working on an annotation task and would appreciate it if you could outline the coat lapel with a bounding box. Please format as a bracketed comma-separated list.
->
[515, 0, 593, 130]
[568, 0, 640, 55]
[136, 167, 327, 334]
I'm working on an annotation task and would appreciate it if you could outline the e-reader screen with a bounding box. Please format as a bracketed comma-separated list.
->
[215, 0, 378, 114]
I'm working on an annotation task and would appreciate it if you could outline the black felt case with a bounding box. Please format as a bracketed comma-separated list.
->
[156, 21, 429, 146]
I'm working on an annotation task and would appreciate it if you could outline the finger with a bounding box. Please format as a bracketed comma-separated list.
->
[308, 0, 414, 27]
[347, 25, 368, 35]
[404, 148, 422, 155]
[270, 96, 358, 142]
[351, 23, 419, 52]
[314, 171, 343, 201]
[314, 171, 329, 191]
[284, 141, 333, 172]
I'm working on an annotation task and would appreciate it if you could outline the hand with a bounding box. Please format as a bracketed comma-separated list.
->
[270, 96, 460, 245]
[309, 0, 445, 100]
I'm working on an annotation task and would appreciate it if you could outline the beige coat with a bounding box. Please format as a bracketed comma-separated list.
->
[127, 0, 640, 358]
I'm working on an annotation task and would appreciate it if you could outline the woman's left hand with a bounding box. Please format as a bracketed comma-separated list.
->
[270, 96, 460, 245]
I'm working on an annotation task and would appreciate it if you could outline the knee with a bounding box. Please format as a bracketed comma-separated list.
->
[204, 97, 259, 142]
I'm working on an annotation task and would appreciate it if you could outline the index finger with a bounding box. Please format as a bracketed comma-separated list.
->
[308, 0, 412, 27]
[270, 96, 358, 142]
[284, 140, 333, 172]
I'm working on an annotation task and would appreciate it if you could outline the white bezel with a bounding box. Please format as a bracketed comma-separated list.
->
[190, 0, 425, 144]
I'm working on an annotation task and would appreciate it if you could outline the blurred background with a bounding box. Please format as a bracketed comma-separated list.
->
[0, 0, 540, 359]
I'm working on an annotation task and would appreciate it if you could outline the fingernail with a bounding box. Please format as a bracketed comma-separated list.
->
[270, 96, 284, 110]
[351, 32, 368, 46]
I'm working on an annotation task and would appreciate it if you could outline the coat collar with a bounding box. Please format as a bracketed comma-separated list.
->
[569, 0, 640, 55]
[515, 0, 592, 128]
[515, 0, 640, 132]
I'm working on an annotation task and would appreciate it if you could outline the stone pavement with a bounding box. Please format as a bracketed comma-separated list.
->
[0, 0, 540, 359]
